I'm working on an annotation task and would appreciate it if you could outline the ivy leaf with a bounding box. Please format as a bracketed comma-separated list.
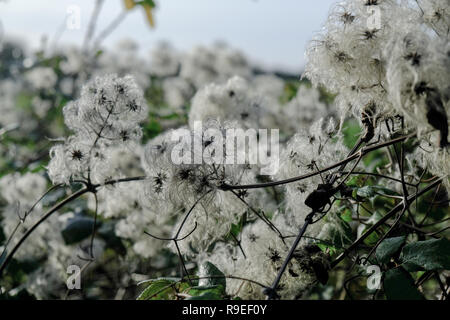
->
[376, 236, 406, 264]
[383, 267, 424, 300]
[137, 278, 177, 300]
[186, 291, 222, 300]
[187, 285, 225, 299]
[346, 175, 365, 188]
[400, 238, 450, 271]
[61, 216, 97, 245]
[355, 186, 397, 200]
[198, 261, 226, 289]
[370, 194, 396, 211]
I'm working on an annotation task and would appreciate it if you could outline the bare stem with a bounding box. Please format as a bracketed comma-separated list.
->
[83, 0, 105, 52]
[220, 133, 415, 190]
[0, 175, 149, 278]
[0, 187, 90, 277]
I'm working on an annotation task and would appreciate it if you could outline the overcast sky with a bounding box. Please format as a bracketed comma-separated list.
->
[0, 0, 337, 72]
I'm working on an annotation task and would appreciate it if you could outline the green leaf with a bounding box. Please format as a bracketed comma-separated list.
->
[318, 85, 337, 106]
[400, 238, 450, 271]
[316, 242, 337, 255]
[370, 194, 396, 211]
[355, 186, 397, 200]
[340, 208, 352, 223]
[137, 279, 176, 300]
[229, 223, 240, 238]
[342, 119, 361, 149]
[135, 0, 156, 7]
[356, 186, 376, 198]
[383, 267, 424, 300]
[186, 291, 222, 300]
[346, 175, 365, 188]
[416, 189, 448, 221]
[279, 81, 301, 104]
[187, 285, 225, 298]
[142, 118, 162, 141]
[363, 231, 380, 246]
[361, 211, 385, 246]
[226, 213, 247, 241]
[61, 216, 97, 245]
[198, 261, 226, 289]
[95, 50, 103, 58]
[376, 236, 406, 264]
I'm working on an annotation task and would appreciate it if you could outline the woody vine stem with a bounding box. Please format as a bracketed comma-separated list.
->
[0, 126, 443, 299]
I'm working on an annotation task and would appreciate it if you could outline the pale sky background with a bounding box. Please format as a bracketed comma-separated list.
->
[0, 0, 337, 72]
